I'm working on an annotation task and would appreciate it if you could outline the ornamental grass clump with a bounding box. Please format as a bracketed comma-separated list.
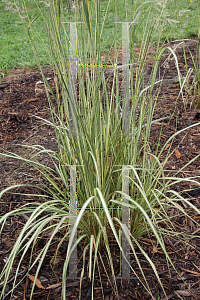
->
[0, 0, 200, 299]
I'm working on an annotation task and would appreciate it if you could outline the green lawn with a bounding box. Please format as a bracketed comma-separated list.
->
[0, 0, 199, 74]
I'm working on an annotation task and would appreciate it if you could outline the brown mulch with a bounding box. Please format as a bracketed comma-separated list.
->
[0, 39, 200, 300]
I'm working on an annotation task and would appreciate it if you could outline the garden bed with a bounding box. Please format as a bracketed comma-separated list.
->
[0, 39, 200, 299]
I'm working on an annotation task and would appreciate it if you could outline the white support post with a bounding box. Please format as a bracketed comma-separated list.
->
[69, 165, 77, 279]
[122, 22, 130, 137]
[122, 165, 130, 279]
[62, 21, 85, 136]
[69, 22, 78, 137]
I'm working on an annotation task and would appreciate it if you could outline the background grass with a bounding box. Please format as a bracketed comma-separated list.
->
[0, 0, 199, 75]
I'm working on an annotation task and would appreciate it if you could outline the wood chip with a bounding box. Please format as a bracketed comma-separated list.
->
[36, 80, 44, 85]
[27, 98, 39, 102]
[162, 294, 174, 300]
[175, 290, 191, 297]
[192, 133, 200, 136]
[150, 245, 158, 254]
[46, 282, 61, 290]
[175, 149, 182, 159]
[181, 267, 200, 276]
[27, 274, 45, 289]
[164, 143, 171, 151]
[153, 122, 168, 125]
